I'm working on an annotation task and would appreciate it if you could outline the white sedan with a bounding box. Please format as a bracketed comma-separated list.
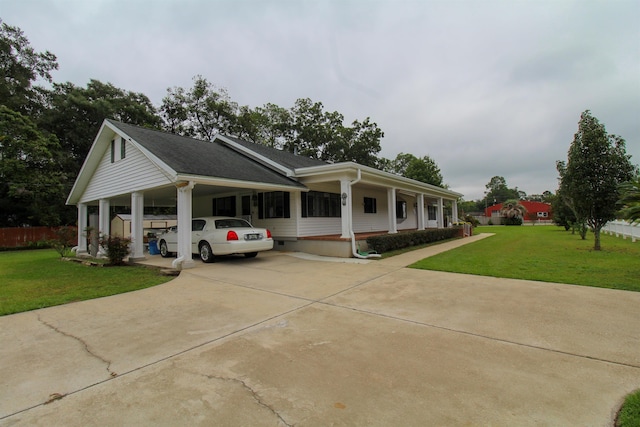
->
[157, 217, 273, 263]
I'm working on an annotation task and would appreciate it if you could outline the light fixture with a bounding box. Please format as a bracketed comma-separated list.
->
[341, 192, 348, 206]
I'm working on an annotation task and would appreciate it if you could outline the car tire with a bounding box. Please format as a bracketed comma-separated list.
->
[199, 242, 215, 263]
[244, 252, 258, 258]
[159, 240, 171, 258]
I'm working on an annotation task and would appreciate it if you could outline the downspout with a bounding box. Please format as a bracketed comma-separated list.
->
[349, 169, 381, 259]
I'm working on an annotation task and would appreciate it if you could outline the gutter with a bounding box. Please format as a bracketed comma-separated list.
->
[349, 169, 381, 259]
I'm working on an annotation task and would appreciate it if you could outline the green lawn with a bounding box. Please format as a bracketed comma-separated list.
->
[410, 225, 640, 292]
[0, 250, 173, 316]
[617, 389, 640, 427]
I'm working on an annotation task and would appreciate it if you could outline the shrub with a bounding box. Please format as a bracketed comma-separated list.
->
[501, 217, 523, 226]
[50, 226, 77, 257]
[99, 235, 131, 266]
[464, 214, 480, 227]
[366, 228, 460, 253]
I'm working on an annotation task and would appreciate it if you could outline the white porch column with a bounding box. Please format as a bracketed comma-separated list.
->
[387, 188, 397, 234]
[340, 179, 351, 239]
[437, 197, 444, 228]
[452, 199, 459, 223]
[130, 191, 145, 260]
[417, 194, 425, 230]
[173, 181, 195, 270]
[76, 203, 88, 254]
[98, 198, 110, 256]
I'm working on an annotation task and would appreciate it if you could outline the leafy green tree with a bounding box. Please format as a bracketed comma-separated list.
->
[235, 97, 383, 167]
[160, 75, 238, 141]
[555, 160, 587, 237]
[380, 152, 443, 186]
[235, 103, 292, 148]
[404, 155, 443, 186]
[323, 117, 383, 167]
[0, 19, 58, 114]
[484, 176, 520, 205]
[38, 79, 161, 176]
[381, 152, 414, 175]
[618, 175, 640, 224]
[558, 110, 636, 250]
[0, 106, 67, 226]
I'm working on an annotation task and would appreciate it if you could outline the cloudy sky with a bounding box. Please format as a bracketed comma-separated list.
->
[3, 0, 639, 200]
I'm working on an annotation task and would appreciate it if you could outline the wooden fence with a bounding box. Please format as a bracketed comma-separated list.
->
[0, 227, 78, 248]
[602, 220, 639, 243]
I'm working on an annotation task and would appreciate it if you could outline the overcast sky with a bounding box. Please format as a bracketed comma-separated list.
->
[3, 0, 639, 200]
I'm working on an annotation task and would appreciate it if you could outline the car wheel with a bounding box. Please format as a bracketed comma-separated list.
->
[159, 240, 171, 258]
[244, 252, 258, 258]
[199, 242, 215, 263]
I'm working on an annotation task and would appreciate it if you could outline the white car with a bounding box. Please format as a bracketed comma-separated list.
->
[157, 217, 273, 263]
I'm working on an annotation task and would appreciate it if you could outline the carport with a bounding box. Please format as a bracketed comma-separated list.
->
[66, 120, 306, 269]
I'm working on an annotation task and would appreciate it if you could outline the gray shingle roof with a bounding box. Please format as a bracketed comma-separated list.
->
[107, 120, 305, 188]
[222, 135, 328, 170]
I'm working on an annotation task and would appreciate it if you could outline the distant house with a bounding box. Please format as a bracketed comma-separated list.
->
[67, 120, 463, 268]
[484, 201, 552, 223]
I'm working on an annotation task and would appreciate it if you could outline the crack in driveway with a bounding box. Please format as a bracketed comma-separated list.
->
[37, 315, 117, 378]
[204, 373, 293, 427]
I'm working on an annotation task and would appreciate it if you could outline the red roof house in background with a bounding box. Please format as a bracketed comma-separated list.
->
[484, 201, 553, 222]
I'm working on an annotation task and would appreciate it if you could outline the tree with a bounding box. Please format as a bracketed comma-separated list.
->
[556, 160, 587, 238]
[618, 175, 640, 224]
[404, 155, 444, 187]
[0, 106, 67, 226]
[558, 110, 636, 250]
[500, 199, 527, 225]
[234, 97, 384, 166]
[324, 117, 383, 167]
[160, 75, 238, 141]
[484, 176, 520, 205]
[235, 103, 292, 148]
[38, 79, 161, 177]
[0, 19, 58, 114]
[380, 152, 444, 186]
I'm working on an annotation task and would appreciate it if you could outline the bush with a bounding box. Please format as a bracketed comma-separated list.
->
[464, 214, 480, 227]
[366, 228, 460, 253]
[49, 226, 77, 257]
[99, 235, 131, 266]
[501, 217, 523, 226]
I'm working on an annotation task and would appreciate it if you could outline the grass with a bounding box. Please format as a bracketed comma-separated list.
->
[0, 249, 173, 316]
[410, 225, 640, 292]
[617, 389, 640, 427]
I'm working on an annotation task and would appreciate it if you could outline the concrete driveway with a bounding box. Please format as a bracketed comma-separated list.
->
[1, 234, 639, 426]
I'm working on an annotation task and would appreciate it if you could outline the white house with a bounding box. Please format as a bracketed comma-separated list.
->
[67, 120, 462, 268]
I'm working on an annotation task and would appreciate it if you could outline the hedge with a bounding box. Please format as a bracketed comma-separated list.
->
[366, 227, 461, 253]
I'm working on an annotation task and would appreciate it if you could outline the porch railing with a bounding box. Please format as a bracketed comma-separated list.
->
[602, 220, 639, 243]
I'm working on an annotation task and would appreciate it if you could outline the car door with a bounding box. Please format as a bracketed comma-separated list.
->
[191, 219, 207, 253]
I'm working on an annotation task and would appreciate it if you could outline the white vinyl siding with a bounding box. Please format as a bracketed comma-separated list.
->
[298, 217, 341, 237]
[396, 195, 418, 231]
[352, 187, 389, 233]
[80, 142, 172, 203]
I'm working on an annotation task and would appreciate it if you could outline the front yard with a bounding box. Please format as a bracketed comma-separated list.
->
[0, 250, 173, 316]
[411, 225, 640, 292]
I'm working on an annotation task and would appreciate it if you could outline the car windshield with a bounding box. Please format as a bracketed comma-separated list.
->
[214, 219, 252, 229]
